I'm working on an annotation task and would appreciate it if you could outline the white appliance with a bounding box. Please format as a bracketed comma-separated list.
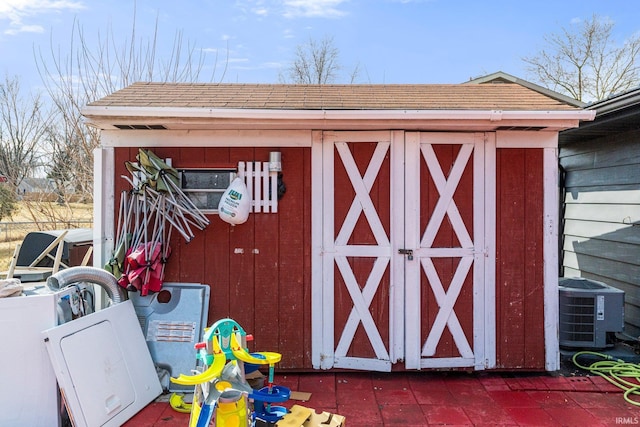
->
[42, 300, 162, 427]
[0, 284, 162, 427]
[0, 285, 80, 427]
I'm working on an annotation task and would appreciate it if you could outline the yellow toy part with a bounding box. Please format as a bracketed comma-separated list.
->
[230, 332, 282, 365]
[216, 391, 248, 427]
[188, 383, 205, 427]
[169, 392, 192, 413]
[253, 351, 282, 364]
[171, 350, 226, 385]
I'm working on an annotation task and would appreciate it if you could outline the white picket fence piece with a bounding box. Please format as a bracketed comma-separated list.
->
[237, 162, 279, 213]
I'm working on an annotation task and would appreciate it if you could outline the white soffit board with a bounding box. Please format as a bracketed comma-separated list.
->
[42, 300, 162, 427]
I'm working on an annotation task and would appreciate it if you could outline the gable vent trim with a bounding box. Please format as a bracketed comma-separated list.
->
[496, 126, 546, 131]
[114, 124, 167, 130]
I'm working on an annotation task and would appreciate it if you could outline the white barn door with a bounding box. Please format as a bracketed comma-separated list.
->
[404, 132, 490, 370]
[312, 131, 492, 372]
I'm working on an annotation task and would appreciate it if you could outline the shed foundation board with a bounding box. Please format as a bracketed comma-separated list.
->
[42, 300, 162, 427]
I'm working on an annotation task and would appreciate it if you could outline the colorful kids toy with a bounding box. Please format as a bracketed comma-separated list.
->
[170, 318, 290, 427]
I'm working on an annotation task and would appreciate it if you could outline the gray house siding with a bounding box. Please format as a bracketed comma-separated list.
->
[560, 127, 640, 338]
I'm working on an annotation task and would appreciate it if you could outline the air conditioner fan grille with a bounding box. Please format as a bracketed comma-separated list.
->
[560, 296, 595, 343]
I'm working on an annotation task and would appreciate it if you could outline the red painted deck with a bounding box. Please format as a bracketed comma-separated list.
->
[124, 372, 637, 427]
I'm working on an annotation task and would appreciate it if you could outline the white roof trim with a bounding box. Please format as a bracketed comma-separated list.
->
[82, 106, 596, 122]
[465, 71, 586, 108]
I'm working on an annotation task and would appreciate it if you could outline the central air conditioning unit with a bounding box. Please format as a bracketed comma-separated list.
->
[559, 277, 624, 349]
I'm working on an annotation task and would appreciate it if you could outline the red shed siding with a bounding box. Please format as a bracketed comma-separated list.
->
[496, 148, 546, 369]
[113, 146, 313, 370]
[113, 141, 551, 372]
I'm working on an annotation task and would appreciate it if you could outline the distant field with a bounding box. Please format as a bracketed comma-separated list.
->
[0, 202, 93, 271]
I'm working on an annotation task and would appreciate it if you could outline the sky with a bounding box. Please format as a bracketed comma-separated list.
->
[0, 0, 639, 95]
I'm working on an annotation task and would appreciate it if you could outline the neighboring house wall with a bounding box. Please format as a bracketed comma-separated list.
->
[559, 128, 640, 337]
[17, 177, 52, 194]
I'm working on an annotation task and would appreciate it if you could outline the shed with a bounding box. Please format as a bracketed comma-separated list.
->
[83, 81, 594, 372]
[559, 87, 640, 338]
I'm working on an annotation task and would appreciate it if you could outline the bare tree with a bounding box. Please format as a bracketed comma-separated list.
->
[46, 127, 81, 204]
[523, 15, 640, 102]
[35, 4, 223, 203]
[283, 36, 344, 84]
[0, 75, 52, 190]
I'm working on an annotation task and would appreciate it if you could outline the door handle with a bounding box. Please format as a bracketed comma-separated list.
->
[398, 249, 414, 260]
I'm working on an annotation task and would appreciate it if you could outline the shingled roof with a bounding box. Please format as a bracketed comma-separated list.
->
[82, 81, 596, 132]
[86, 82, 579, 111]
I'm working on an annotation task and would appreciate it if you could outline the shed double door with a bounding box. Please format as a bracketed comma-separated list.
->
[314, 131, 491, 371]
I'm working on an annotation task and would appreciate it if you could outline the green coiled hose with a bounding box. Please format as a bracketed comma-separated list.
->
[572, 351, 640, 406]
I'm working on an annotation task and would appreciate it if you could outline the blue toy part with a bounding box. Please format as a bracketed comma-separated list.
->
[245, 352, 266, 374]
[197, 346, 213, 366]
[195, 401, 216, 427]
[252, 405, 288, 424]
[250, 385, 290, 403]
[251, 385, 291, 423]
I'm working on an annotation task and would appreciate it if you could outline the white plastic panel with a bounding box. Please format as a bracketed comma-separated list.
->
[43, 300, 162, 427]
